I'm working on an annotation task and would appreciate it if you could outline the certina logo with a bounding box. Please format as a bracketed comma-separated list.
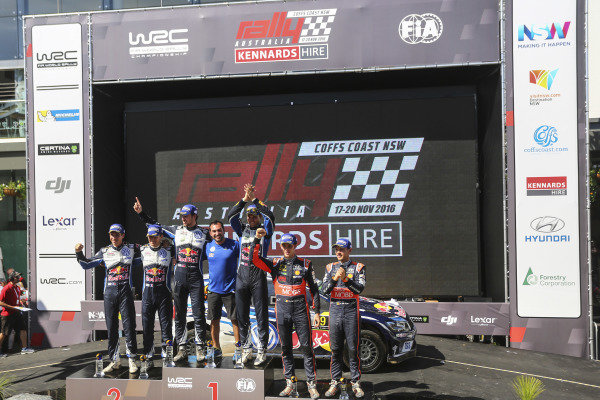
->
[40, 277, 82, 285]
[128, 29, 189, 58]
[517, 21, 571, 48]
[441, 315, 457, 326]
[37, 143, 80, 156]
[45, 177, 71, 194]
[529, 216, 565, 233]
[234, 9, 336, 63]
[526, 176, 566, 196]
[237, 378, 256, 393]
[525, 216, 569, 243]
[470, 316, 497, 326]
[167, 377, 193, 389]
[36, 50, 78, 68]
[398, 14, 443, 44]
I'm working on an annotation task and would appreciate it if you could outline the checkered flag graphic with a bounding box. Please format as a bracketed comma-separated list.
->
[333, 156, 419, 200]
[301, 14, 336, 37]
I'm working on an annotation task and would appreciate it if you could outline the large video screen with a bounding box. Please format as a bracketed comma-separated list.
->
[124, 88, 479, 297]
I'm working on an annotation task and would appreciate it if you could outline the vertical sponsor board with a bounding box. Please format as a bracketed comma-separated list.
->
[32, 24, 86, 311]
[513, 1, 579, 317]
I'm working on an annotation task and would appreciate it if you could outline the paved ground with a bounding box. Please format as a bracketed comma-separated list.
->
[0, 333, 599, 399]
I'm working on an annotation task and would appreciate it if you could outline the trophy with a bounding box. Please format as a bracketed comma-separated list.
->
[205, 340, 216, 368]
[164, 340, 176, 367]
[139, 355, 149, 379]
[290, 376, 299, 398]
[93, 353, 104, 378]
[339, 378, 349, 400]
[233, 341, 243, 369]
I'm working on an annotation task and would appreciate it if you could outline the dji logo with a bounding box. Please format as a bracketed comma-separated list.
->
[45, 177, 71, 194]
[441, 315, 457, 326]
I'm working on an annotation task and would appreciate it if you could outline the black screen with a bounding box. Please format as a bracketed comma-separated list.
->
[124, 88, 480, 297]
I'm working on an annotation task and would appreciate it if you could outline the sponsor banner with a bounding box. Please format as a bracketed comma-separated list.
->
[398, 302, 510, 335]
[81, 301, 160, 330]
[161, 366, 267, 399]
[32, 23, 86, 311]
[91, 0, 499, 81]
[513, 0, 580, 318]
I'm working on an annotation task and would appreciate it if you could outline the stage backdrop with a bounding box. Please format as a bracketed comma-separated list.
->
[124, 89, 480, 297]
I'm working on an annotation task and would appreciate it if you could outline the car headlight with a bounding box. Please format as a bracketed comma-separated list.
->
[386, 319, 410, 333]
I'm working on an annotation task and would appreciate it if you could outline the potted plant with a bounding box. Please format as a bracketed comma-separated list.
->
[0, 179, 26, 201]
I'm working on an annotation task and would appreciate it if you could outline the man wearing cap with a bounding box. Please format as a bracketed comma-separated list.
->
[226, 183, 275, 365]
[252, 230, 321, 399]
[75, 224, 140, 373]
[321, 238, 366, 398]
[0, 271, 35, 357]
[203, 220, 240, 358]
[135, 224, 174, 367]
[134, 198, 210, 362]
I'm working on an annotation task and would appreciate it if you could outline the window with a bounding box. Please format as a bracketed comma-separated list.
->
[0, 70, 25, 139]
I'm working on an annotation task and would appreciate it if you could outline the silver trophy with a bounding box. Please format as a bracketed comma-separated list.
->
[93, 353, 104, 378]
[234, 341, 243, 369]
[164, 340, 176, 367]
[205, 340, 216, 368]
[290, 376, 299, 398]
[339, 378, 350, 400]
[139, 355, 149, 379]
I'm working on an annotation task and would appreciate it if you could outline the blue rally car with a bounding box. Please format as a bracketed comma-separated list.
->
[190, 276, 417, 372]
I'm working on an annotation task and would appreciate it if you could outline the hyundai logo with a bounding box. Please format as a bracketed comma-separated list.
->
[530, 216, 565, 233]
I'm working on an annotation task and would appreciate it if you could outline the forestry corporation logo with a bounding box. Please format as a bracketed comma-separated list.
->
[398, 14, 443, 44]
[523, 267, 538, 285]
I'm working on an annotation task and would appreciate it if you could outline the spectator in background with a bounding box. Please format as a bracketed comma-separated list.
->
[0, 271, 34, 356]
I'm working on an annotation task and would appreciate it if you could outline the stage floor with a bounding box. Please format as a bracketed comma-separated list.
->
[1, 334, 599, 399]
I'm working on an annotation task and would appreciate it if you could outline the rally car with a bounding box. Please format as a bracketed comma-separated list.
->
[188, 276, 417, 373]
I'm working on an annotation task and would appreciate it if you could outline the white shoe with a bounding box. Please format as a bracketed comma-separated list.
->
[253, 349, 267, 366]
[102, 360, 121, 373]
[173, 346, 187, 362]
[128, 357, 138, 373]
[241, 348, 254, 363]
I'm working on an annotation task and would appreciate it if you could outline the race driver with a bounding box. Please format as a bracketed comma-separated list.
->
[75, 224, 140, 374]
[321, 238, 366, 398]
[226, 183, 275, 365]
[134, 198, 210, 362]
[252, 230, 320, 399]
[136, 224, 174, 367]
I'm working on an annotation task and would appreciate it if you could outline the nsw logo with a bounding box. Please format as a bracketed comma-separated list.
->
[517, 21, 571, 47]
[398, 14, 443, 44]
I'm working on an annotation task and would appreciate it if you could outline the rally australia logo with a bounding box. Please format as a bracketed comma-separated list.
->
[128, 28, 189, 58]
[234, 9, 336, 63]
[398, 14, 443, 44]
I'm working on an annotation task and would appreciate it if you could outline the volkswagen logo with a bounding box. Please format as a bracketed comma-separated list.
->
[530, 216, 565, 233]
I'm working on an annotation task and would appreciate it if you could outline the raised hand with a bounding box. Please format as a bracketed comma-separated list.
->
[133, 197, 143, 214]
[243, 183, 254, 202]
[255, 227, 267, 239]
[75, 243, 84, 252]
